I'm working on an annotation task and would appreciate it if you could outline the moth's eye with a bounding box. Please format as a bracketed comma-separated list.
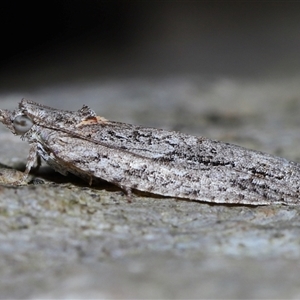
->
[13, 115, 34, 135]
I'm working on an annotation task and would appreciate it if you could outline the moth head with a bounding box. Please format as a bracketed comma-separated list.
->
[0, 109, 34, 135]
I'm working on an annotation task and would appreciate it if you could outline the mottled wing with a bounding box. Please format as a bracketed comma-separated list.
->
[56, 121, 300, 205]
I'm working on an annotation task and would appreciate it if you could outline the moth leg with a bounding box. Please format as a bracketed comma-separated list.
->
[88, 176, 93, 186]
[31, 155, 41, 173]
[15, 143, 39, 185]
[120, 185, 133, 202]
[111, 179, 133, 202]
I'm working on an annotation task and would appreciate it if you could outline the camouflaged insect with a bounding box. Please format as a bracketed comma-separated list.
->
[0, 99, 300, 205]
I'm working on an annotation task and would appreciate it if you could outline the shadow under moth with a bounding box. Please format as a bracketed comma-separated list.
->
[0, 99, 299, 205]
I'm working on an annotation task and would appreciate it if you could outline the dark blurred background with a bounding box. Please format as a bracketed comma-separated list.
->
[1, 1, 300, 92]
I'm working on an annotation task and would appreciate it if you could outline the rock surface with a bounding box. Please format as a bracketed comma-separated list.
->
[1, 77, 300, 298]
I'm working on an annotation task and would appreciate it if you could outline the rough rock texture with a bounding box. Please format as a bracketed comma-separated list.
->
[1, 77, 300, 299]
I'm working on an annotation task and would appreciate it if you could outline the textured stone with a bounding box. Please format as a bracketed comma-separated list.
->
[1, 77, 300, 298]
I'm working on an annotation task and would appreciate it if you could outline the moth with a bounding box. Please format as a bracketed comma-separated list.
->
[0, 99, 299, 205]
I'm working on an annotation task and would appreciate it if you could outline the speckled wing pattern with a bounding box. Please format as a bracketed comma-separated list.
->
[0, 99, 300, 205]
